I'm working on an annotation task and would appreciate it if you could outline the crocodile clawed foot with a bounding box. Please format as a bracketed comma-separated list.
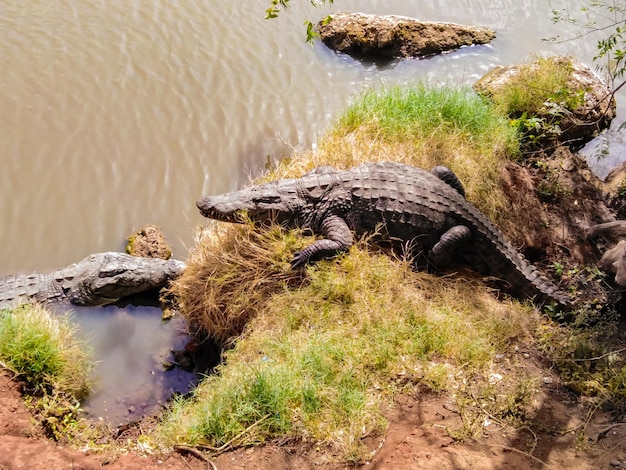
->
[290, 252, 308, 270]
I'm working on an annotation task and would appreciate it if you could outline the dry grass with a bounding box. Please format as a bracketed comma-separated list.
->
[170, 222, 311, 343]
[159, 242, 539, 459]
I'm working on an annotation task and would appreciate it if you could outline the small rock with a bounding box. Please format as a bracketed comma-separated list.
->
[561, 158, 576, 172]
[489, 373, 503, 384]
[126, 225, 173, 260]
[598, 239, 626, 287]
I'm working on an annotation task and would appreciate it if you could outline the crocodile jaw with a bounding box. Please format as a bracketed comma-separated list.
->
[197, 187, 294, 223]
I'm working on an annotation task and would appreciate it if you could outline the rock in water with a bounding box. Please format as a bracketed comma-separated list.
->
[317, 12, 495, 59]
[127, 225, 173, 260]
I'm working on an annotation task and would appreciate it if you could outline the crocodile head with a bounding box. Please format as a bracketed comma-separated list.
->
[69, 252, 186, 306]
[197, 180, 303, 224]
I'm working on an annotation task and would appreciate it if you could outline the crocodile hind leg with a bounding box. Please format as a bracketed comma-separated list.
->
[431, 166, 466, 198]
[291, 215, 354, 268]
[428, 225, 471, 268]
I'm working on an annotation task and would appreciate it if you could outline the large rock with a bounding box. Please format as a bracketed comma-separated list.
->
[317, 12, 495, 59]
[474, 56, 616, 150]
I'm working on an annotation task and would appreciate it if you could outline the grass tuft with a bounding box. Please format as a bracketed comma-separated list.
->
[0, 304, 91, 398]
[536, 312, 626, 411]
[170, 221, 311, 343]
[0, 304, 93, 440]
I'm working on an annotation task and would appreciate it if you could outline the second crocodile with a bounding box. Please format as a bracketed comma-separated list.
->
[197, 161, 572, 309]
[0, 252, 186, 310]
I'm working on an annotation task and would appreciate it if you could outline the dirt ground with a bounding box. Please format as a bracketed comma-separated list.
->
[2, 360, 626, 470]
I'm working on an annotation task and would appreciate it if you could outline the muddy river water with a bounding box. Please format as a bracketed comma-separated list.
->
[2, 0, 625, 424]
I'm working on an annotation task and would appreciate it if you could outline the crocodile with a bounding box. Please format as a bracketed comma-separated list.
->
[0, 252, 186, 310]
[197, 161, 572, 309]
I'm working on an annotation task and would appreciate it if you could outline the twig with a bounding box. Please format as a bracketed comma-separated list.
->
[174, 445, 218, 470]
[178, 452, 193, 470]
[569, 346, 626, 362]
[201, 414, 269, 454]
[488, 444, 556, 469]
[595, 423, 626, 442]
[181, 414, 270, 458]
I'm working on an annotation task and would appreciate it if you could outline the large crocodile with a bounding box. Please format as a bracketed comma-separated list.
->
[0, 252, 186, 310]
[197, 161, 572, 309]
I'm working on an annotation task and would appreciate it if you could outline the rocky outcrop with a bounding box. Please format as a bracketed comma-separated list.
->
[474, 56, 616, 150]
[500, 147, 615, 264]
[317, 12, 495, 59]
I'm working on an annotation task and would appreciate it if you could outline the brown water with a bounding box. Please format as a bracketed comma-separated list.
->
[2, 0, 624, 274]
[2, 0, 625, 424]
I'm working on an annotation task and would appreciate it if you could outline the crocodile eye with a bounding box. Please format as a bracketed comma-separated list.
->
[253, 195, 281, 205]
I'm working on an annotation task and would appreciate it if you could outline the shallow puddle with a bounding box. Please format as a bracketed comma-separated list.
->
[54, 305, 197, 426]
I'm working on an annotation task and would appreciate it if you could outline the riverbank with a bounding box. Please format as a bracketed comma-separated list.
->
[3, 344, 626, 469]
[159, 77, 625, 464]
[2, 77, 626, 467]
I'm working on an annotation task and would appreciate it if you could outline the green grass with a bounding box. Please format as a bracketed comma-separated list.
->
[0, 304, 92, 440]
[337, 84, 517, 152]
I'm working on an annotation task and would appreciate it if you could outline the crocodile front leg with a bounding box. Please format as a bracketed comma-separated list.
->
[428, 225, 471, 268]
[291, 215, 354, 268]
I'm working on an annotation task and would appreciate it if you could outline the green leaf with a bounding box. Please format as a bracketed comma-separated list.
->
[305, 20, 319, 44]
[265, 7, 279, 20]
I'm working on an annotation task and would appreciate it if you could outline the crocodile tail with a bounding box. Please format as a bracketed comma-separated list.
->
[470, 246, 573, 310]
[518, 264, 572, 310]
[497, 248, 572, 310]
